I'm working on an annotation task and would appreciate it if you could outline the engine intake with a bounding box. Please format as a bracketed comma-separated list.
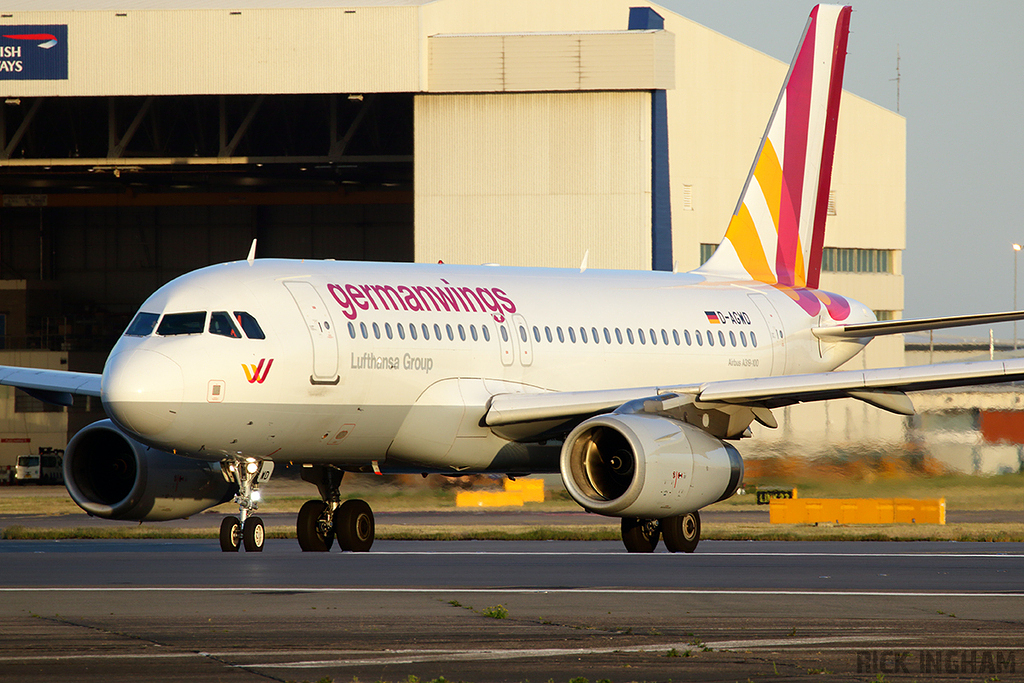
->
[560, 413, 742, 519]
[64, 420, 236, 521]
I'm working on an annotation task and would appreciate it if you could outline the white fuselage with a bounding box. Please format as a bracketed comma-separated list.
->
[100, 259, 874, 473]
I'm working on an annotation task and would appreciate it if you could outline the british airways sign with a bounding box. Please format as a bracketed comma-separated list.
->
[0, 25, 68, 80]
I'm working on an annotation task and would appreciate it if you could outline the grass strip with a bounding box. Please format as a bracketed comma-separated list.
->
[4, 523, 1024, 542]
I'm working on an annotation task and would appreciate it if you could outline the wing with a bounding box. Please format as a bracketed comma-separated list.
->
[0, 366, 102, 407]
[485, 358, 1024, 439]
[813, 310, 1024, 339]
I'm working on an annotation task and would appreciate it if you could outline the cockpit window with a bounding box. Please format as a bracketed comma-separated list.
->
[124, 312, 159, 337]
[209, 311, 242, 338]
[157, 312, 207, 336]
[234, 312, 266, 340]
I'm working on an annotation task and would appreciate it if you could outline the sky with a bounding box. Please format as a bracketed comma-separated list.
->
[659, 1, 1024, 341]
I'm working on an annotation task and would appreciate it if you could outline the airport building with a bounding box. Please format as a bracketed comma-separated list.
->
[0, 0, 906, 466]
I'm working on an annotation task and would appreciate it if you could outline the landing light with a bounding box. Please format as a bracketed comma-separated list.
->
[246, 461, 259, 474]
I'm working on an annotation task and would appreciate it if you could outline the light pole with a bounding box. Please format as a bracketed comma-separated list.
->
[1015, 244, 1021, 351]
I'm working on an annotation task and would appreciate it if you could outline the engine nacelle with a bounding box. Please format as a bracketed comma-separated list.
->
[64, 419, 236, 521]
[560, 413, 743, 519]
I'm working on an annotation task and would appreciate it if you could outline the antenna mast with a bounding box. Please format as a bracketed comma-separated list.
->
[889, 44, 901, 112]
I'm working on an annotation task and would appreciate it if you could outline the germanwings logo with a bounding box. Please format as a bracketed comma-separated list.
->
[242, 358, 274, 384]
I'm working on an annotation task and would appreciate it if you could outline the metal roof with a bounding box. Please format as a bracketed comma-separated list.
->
[0, 0, 431, 10]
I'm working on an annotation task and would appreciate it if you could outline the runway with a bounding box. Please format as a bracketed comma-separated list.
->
[1, 540, 1022, 682]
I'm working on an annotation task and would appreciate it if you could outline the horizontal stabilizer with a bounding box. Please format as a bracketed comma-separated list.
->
[812, 310, 1024, 340]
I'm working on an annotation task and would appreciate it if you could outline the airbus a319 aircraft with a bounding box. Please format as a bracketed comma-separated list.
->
[4, 4, 1024, 554]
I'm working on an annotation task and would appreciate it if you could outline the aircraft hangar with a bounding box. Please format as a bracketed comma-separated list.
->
[0, 0, 906, 463]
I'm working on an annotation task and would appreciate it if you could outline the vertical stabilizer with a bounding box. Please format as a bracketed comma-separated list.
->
[697, 4, 851, 288]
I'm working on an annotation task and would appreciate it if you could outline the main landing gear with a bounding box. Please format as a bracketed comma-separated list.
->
[219, 458, 273, 552]
[295, 466, 375, 552]
[620, 511, 700, 553]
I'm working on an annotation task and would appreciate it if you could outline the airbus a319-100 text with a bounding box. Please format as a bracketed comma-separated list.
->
[4, 4, 1024, 554]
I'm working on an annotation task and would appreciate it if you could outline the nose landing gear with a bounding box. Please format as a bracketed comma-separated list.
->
[219, 458, 273, 552]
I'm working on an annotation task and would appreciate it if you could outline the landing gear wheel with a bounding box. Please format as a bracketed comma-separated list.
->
[219, 516, 241, 552]
[297, 500, 334, 552]
[621, 517, 660, 553]
[242, 516, 265, 552]
[662, 511, 701, 553]
[334, 499, 375, 552]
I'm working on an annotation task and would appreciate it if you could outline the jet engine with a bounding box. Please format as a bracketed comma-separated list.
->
[64, 419, 236, 521]
[559, 412, 743, 519]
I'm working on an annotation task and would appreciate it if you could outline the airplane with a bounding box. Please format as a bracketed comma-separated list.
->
[3, 3, 1024, 555]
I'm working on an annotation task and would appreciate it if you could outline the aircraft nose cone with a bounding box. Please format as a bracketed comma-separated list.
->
[102, 349, 184, 437]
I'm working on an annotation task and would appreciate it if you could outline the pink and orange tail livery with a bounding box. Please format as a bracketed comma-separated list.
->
[698, 4, 851, 289]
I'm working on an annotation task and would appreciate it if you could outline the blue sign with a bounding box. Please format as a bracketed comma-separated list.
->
[0, 25, 68, 80]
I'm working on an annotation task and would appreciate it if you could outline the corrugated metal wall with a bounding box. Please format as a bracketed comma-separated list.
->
[414, 91, 651, 269]
[428, 31, 673, 92]
[0, 6, 421, 97]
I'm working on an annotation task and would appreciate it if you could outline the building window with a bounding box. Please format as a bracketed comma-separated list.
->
[699, 243, 717, 265]
[15, 392, 61, 413]
[821, 248, 895, 274]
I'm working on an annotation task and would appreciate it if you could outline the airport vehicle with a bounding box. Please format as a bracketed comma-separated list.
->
[2, 4, 1023, 554]
[14, 448, 64, 485]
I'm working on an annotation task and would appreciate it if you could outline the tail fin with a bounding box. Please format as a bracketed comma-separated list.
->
[697, 4, 851, 289]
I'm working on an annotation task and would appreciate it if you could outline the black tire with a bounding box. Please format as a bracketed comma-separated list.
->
[242, 516, 265, 552]
[297, 500, 334, 552]
[219, 516, 241, 552]
[621, 517, 660, 553]
[662, 511, 701, 553]
[334, 499, 375, 552]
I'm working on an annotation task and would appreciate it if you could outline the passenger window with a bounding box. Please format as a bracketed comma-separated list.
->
[615, 328, 623, 344]
[471, 325, 478, 341]
[209, 311, 242, 338]
[125, 312, 159, 337]
[373, 322, 381, 340]
[385, 323, 393, 340]
[397, 323, 405, 340]
[740, 331, 747, 347]
[458, 324, 466, 341]
[592, 327, 600, 344]
[718, 331, 726, 346]
[446, 324, 454, 341]
[557, 327, 564, 343]
[568, 327, 576, 343]
[673, 329, 680, 345]
[422, 324, 430, 340]
[234, 312, 266, 340]
[695, 330, 703, 346]
[500, 325, 509, 342]
[482, 325, 491, 342]
[533, 326, 541, 343]
[519, 325, 528, 342]
[410, 324, 418, 340]
[750, 331, 757, 347]
[626, 329, 634, 344]
[638, 329, 645, 345]
[729, 331, 736, 347]
[580, 327, 588, 343]
[348, 322, 357, 339]
[360, 322, 368, 339]
[683, 329, 690, 346]
[604, 328, 612, 344]
[661, 329, 669, 345]
[708, 330, 715, 346]
[434, 324, 442, 340]
[157, 312, 207, 336]
[545, 326, 553, 343]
